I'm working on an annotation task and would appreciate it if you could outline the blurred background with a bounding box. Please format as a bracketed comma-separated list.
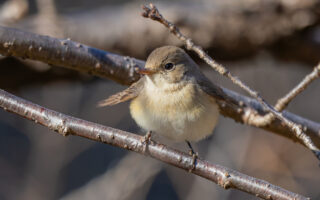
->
[0, 0, 320, 199]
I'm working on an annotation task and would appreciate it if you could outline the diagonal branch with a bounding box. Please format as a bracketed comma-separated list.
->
[245, 63, 320, 126]
[274, 64, 320, 112]
[141, 3, 320, 161]
[0, 89, 308, 200]
[0, 26, 319, 148]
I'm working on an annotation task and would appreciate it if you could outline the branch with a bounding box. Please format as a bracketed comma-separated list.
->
[0, 26, 143, 85]
[0, 26, 319, 149]
[10, 1, 320, 63]
[275, 64, 320, 111]
[244, 63, 320, 126]
[0, 89, 308, 200]
[141, 3, 320, 161]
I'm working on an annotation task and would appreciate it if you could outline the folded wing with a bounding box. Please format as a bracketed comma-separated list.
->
[98, 78, 144, 107]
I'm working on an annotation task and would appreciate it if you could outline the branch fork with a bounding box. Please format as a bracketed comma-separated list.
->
[141, 3, 320, 161]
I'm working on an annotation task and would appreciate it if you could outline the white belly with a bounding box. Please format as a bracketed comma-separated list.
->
[129, 80, 219, 142]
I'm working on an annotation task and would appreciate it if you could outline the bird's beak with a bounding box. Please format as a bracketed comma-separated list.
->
[135, 67, 156, 75]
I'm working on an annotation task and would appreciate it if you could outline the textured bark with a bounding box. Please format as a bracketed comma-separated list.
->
[0, 26, 142, 85]
[0, 26, 319, 148]
[0, 89, 309, 200]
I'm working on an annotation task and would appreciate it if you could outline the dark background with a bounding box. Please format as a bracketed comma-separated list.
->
[0, 0, 319, 199]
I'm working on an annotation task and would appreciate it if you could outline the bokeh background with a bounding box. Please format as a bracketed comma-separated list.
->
[0, 0, 320, 199]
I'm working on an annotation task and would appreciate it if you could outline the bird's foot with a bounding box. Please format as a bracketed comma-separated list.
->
[141, 131, 152, 152]
[186, 141, 198, 172]
[142, 131, 152, 144]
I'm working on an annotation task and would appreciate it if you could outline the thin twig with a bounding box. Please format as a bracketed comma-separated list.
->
[141, 3, 320, 161]
[275, 64, 320, 111]
[0, 89, 308, 200]
[245, 63, 320, 126]
[0, 26, 319, 148]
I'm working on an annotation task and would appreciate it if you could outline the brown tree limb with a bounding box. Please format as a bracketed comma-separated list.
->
[141, 3, 320, 161]
[0, 89, 309, 200]
[0, 26, 319, 149]
[0, 26, 142, 85]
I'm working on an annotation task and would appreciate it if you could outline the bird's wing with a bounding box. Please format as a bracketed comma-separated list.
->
[196, 73, 236, 105]
[197, 75, 225, 100]
[98, 78, 144, 107]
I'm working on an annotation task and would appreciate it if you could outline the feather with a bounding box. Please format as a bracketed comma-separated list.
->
[196, 73, 238, 105]
[98, 78, 144, 107]
[196, 73, 225, 100]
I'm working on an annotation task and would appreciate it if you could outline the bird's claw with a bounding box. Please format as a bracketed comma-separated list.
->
[142, 131, 152, 144]
[186, 141, 198, 172]
[141, 131, 153, 153]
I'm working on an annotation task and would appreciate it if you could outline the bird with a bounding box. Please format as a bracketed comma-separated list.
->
[99, 46, 227, 154]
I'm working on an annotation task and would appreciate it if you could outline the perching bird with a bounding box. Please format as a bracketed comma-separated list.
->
[99, 46, 227, 151]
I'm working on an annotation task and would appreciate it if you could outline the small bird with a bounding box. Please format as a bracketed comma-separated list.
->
[99, 46, 226, 152]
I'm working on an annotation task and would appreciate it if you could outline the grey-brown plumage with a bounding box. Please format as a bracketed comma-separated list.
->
[98, 79, 143, 106]
[99, 46, 225, 142]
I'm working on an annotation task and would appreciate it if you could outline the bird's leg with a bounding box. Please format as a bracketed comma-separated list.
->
[142, 130, 152, 144]
[186, 140, 198, 171]
[141, 131, 152, 152]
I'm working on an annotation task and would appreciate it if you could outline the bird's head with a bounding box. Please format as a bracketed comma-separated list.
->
[136, 46, 198, 85]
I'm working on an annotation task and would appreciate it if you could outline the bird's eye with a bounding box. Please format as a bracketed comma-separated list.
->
[164, 63, 174, 71]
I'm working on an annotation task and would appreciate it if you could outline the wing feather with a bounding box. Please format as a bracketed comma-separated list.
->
[197, 74, 226, 100]
[98, 78, 144, 107]
[196, 73, 238, 105]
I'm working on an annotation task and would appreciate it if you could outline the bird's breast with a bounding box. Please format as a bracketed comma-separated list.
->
[130, 81, 219, 142]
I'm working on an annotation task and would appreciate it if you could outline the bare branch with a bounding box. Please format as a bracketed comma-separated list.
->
[275, 64, 320, 111]
[0, 89, 309, 200]
[141, 3, 320, 161]
[0, 26, 319, 148]
[0, 26, 142, 85]
[245, 63, 320, 126]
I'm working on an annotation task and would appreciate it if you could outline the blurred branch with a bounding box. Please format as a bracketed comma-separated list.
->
[0, 26, 319, 149]
[141, 3, 320, 161]
[62, 154, 162, 200]
[36, 0, 58, 17]
[35, 0, 63, 37]
[11, 1, 320, 63]
[0, 89, 309, 200]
